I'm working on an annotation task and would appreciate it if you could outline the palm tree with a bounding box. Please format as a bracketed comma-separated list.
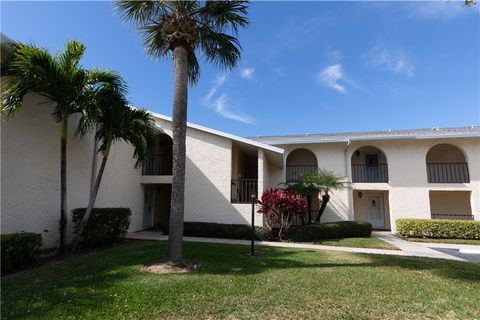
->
[116, 0, 249, 262]
[1, 41, 123, 254]
[72, 80, 155, 250]
[304, 169, 345, 223]
[284, 174, 323, 225]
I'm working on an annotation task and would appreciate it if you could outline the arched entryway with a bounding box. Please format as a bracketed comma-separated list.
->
[426, 144, 469, 183]
[351, 146, 388, 183]
[286, 148, 318, 183]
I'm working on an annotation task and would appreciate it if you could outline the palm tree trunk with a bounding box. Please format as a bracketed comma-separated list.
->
[72, 147, 110, 251]
[168, 45, 189, 263]
[306, 195, 312, 225]
[315, 193, 330, 223]
[59, 120, 68, 254]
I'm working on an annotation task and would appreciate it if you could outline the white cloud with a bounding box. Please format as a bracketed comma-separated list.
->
[365, 46, 415, 78]
[316, 64, 348, 93]
[212, 94, 254, 124]
[240, 68, 255, 80]
[203, 74, 254, 125]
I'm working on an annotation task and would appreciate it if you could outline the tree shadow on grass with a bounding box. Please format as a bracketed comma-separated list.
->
[2, 240, 479, 319]
[182, 241, 480, 283]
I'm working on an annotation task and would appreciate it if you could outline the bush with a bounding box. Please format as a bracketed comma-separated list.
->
[183, 222, 271, 241]
[1, 232, 42, 272]
[72, 208, 131, 247]
[396, 219, 480, 239]
[287, 221, 372, 242]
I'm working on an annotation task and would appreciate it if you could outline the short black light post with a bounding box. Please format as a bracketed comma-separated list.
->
[250, 193, 257, 256]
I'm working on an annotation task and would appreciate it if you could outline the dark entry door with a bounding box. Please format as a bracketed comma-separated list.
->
[365, 154, 379, 182]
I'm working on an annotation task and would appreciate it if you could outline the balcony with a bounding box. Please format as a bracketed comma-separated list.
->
[286, 165, 318, 183]
[426, 163, 469, 183]
[142, 154, 172, 176]
[351, 164, 388, 183]
[231, 179, 258, 204]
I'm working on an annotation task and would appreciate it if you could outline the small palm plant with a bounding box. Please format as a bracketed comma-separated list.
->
[309, 169, 346, 223]
[284, 176, 322, 225]
[72, 80, 155, 249]
[116, 0, 249, 262]
[1, 41, 124, 254]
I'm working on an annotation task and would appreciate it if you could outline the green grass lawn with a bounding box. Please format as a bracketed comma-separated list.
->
[405, 238, 480, 246]
[2, 240, 479, 320]
[314, 237, 399, 250]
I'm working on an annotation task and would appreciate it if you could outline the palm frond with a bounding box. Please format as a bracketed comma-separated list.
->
[198, 28, 241, 69]
[141, 21, 169, 58]
[187, 51, 200, 85]
[115, 0, 168, 26]
[56, 40, 86, 74]
[199, 1, 249, 34]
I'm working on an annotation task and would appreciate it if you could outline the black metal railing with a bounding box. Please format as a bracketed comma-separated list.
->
[142, 154, 172, 175]
[352, 164, 388, 183]
[231, 179, 258, 204]
[431, 214, 474, 220]
[286, 165, 318, 183]
[291, 210, 320, 226]
[427, 163, 469, 183]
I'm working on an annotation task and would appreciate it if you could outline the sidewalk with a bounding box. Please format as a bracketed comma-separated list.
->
[127, 230, 470, 262]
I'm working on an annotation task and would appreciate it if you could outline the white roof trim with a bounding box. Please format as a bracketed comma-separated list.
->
[258, 133, 480, 145]
[148, 111, 284, 155]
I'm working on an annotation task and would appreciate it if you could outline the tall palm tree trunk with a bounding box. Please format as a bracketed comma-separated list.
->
[72, 147, 110, 251]
[59, 120, 68, 254]
[168, 46, 189, 263]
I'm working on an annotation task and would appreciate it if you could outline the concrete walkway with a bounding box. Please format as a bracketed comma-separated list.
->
[127, 230, 472, 262]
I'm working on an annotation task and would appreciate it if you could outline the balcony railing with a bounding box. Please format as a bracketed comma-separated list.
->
[142, 154, 172, 175]
[431, 214, 474, 220]
[427, 163, 469, 183]
[352, 164, 388, 183]
[231, 179, 258, 204]
[286, 165, 318, 183]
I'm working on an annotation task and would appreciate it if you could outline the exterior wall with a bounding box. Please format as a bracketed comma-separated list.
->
[0, 94, 144, 248]
[269, 137, 480, 231]
[155, 119, 264, 226]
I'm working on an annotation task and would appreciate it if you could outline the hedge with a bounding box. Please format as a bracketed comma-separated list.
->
[1, 232, 42, 272]
[183, 222, 271, 241]
[72, 208, 131, 247]
[396, 219, 480, 239]
[287, 221, 372, 242]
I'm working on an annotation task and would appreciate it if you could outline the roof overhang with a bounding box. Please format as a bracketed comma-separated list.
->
[148, 111, 285, 167]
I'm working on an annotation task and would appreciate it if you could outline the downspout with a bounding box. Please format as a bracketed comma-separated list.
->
[344, 140, 354, 221]
[90, 125, 99, 196]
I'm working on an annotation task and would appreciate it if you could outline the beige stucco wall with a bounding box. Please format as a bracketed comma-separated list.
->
[0, 93, 145, 248]
[269, 137, 480, 231]
[155, 119, 265, 227]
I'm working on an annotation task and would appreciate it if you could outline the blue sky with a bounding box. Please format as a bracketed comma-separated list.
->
[2, 1, 479, 137]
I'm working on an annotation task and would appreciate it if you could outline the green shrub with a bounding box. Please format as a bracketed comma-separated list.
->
[72, 208, 131, 247]
[287, 221, 372, 242]
[396, 219, 480, 239]
[183, 222, 271, 241]
[1, 232, 42, 272]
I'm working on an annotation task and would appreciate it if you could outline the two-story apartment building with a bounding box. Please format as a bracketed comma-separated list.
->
[252, 128, 479, 231]
[2, 35, 479, 248]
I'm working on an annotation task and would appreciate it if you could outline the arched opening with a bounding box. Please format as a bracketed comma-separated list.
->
[426, 144, 469, 183]
[286, 148, 318, 183]
[351, 146, 388, 183]
[142, 133, 173, 175]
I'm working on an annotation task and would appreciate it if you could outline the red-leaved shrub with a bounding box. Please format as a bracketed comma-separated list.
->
[257, 188, 307, 240]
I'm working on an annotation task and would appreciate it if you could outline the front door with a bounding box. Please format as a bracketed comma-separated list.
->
[366, 194, 385, 228]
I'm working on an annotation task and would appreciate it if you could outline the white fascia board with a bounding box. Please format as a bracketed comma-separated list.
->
[148, 111, 284, 155]
[261, 133, 480, 146]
